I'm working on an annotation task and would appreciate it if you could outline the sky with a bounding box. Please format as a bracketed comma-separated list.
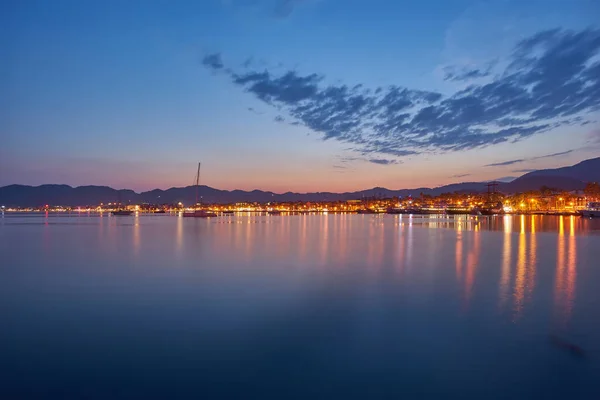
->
[1, 0, 600, 193]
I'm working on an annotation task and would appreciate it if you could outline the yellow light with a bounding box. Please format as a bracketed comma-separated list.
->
[520, 203, 525, 207]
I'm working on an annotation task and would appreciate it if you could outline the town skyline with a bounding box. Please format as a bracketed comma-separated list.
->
[2, 0, 600, 192]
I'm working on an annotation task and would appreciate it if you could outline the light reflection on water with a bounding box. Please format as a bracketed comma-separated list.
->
[1, 213, 600, 399]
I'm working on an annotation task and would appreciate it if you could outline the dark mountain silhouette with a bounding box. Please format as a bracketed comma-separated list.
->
[495, 156, 600, 193]
[1, 157, 597, 206]
[520, 157, 600, 182]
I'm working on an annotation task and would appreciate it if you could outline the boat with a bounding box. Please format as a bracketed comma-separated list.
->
[111, 192, 133, 216]
[386, 207, 404, 214]
[476, 201, 505, 216]
[445, 205, 472, 215]
[387, 207, 438, 215]
[475, 182, 504, 215]
[267, 210, 281, 215]
[112, 209, 133, 216]
[183, 209, 217, 218]
[357, 209, 377, 214]
[182, 162, 217, 218]
[580, 202, 600, 218]
[153, 209, 166, 214]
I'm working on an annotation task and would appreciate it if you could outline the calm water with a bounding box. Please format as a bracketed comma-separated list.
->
[2, 213, 600, 399]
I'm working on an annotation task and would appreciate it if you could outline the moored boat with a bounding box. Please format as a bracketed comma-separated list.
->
[182, 162, 217, 218]
[111, 192, 133, 216]
[111, 209, 133, 216]
[445, 206, 472, 215]
[580, 202, 600, 218]
[357, 209, 377, 214]
[183, 209, 217, 218]
[475, 201, 505, 216]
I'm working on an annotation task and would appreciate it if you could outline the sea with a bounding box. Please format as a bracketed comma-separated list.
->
[1, 212, 600, 399]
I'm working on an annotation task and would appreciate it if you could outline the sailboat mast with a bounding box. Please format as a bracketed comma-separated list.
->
[195, 162, 201, 205]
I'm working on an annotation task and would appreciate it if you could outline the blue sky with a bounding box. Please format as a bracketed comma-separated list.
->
[1, 0, 599, 192]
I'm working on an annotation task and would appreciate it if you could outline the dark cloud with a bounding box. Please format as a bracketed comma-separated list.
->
[202, 53, 224, 70]
[443, 61, 495, 82]
[203, 27, 600, 159]
[513, 168, 537, 173]
[531, 149, 574, 159]
[274, 115, 285, 122]
[486, 149, 576, 167]
[233, 70, 321, 104]
[369, 159, 399, 165]
[247, 107, 264, 115]
[451, 173, 471, 178]
[485, 159, 525, 167]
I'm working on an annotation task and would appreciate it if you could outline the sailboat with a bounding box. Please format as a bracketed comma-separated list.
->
[112, 190, 133, 216]
[182, 162, 217, 218]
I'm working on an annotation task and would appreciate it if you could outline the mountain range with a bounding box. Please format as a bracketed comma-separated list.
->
[1, 157, 598, 207]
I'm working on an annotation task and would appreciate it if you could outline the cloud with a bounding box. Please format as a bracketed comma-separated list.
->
[485, 148, 576, 167]
[513, 168, 538, 173]
[274, 115, 285, 122]
[451, 173, 471, 178]
[332, 165, 347, 169]
[531, 149, 574, 159]
[485, 159, 525, 167]
[443, 60, 496, 81]
[368, 159, 399, 165]
[337, 156, 360, 164]
[202, 53, 224, 70]
[203, 27, 600, 159]
[247, 107, 264, 115]
[495, 176, 517, 183]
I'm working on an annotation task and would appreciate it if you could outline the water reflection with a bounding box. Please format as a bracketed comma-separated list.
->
[2, 213, 599, 399]
[175, 215, 184, 257]
[499, 216, 512, 309]
[527, 218, 537, 300]
[395, 223, 407, 274]
[463, 226, 480, 307]
[133, 214, 141, 257]
[320, 215, 329, 265]
[3, 213, 592, 327]
[554, 216, 578, 326]
[512, 215, 537, 321]
[455, 224, 463, 281]
[407, 213, 600, 234]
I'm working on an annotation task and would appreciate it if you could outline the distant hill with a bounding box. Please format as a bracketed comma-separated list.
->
[1, 157, 598, 206]
[498, 156, 600, 193]
[520, 157, 600, 182]
[0, 183, 487, 207]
